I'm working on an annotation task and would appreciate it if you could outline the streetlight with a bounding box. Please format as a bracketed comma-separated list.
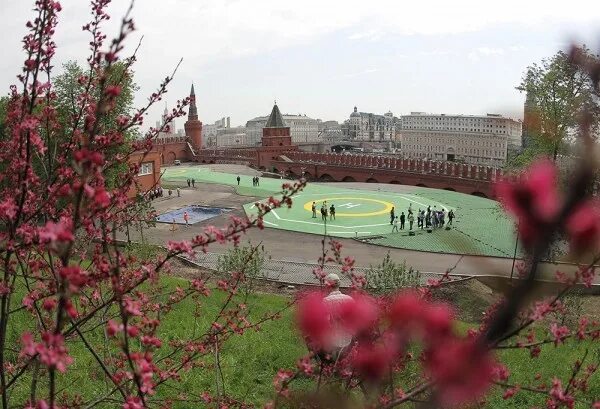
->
[509, 221, 519, 283]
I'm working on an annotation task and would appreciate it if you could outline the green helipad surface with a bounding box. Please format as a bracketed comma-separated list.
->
[162, 166, 522, 258]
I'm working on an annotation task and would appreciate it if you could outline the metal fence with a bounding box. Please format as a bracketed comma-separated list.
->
[179, 252, 468, 288]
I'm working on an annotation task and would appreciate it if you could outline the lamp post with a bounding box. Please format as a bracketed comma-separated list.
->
[509, 222, 519, 283]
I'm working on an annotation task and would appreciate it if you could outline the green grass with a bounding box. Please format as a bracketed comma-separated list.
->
[6, 272, 598, 407]
[4, 275, 305, 408]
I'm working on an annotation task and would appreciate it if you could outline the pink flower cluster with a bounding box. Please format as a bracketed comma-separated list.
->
[496, 159, 600, 253]
[20, 332, 73, 373]
[296, 289, 497, 406]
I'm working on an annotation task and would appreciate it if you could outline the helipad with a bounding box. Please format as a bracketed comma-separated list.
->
[163, 165, 521, 258]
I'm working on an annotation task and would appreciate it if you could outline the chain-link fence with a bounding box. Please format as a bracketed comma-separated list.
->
[179, 252, 468, 288]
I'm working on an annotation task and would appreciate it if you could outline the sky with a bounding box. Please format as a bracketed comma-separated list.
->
[1, 0, 600, 130]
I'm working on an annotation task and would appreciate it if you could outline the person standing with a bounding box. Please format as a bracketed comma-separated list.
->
[408, 212, 415, 230]
[399, 212, 406, 230]
[236, 175, 240, 185]
[192, 178, 195, 188]
[392, 216, 399, 233]
[187, 179, 190, 187]
[256, 177, 260, 186]
[321, 274, 353, 360]
[390, 206, 395, 225]
[176, 187, 181, 197]
[321, 203, 327, 221]
[329, 204, 336, 221]
[448, 209, 455, 226]
[183, 211, 189, 227]
[311, 202, 317, 218]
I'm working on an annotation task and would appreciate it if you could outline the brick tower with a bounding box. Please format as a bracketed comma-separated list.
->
[184, 84, 203, 151]
[261, 103, 292, 147]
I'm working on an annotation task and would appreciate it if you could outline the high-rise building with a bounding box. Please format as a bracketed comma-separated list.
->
[400, 112, 521, 166]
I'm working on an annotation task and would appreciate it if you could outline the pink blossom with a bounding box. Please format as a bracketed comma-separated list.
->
[296, 292, 330, 348]
[388, 291, 424, 331]
[337, 292, 379, 335]
[106, 320, 123, 337]
[105, 85, 122, 98]
[531, 301, 554, 321]
[550, 323, 570, 345]
[422, 303, 455, 339]
[296, 356, 313, 375]
[127, 325, 140, 338]
[59, 265, 88, 292]
[21, 332, 73, 373]
[141, 335, 162, 348]
[42, 298, 56, 311]
[548, 378, 574, 408]
[495, 159, 561, 247]
[123, 298, 142, 316]
[425, 338, 495, 407]
[39, 217, 74, 244]
[93, 187, 111, 208]
[566, 200, 600, 253]
[0, 198, 18, 221]
[122, 396, 143, 409]
[133, 354, 156, 394]
[273, 369, 293, 394]
[350, 340, 397, 381]
[503, 387, 519, 399]
[166, 240, 193, 255]
[492, 364, 510, 381]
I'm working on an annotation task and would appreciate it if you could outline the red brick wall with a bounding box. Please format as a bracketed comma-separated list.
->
[128, 150, 162, 197]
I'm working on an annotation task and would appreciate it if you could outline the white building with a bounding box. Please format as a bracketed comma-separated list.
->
[345, 107, 399, 141]
[400, 112, 522, 166]
[246, 113, 319, 145]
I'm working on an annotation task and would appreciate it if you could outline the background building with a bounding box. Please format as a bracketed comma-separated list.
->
[246, 113, 319, 145]
[202, 116, 248, 147]
[343, 107, 400, 141]
[317, 120, 343, 143]
[400, 112, 522, 166]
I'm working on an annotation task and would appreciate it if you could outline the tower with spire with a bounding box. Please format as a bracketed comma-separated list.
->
[261, 102, 291, 147]
[184, 84, 203, 151]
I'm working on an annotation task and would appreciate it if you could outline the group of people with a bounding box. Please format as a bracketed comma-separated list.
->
[147, 186, 181, 200]
[311, 201, 336, 221]
[147, 186, 164, 200]
[391, 204, 455, 233]
[186, 178, 196, 187]
[252, 176, 260, 186]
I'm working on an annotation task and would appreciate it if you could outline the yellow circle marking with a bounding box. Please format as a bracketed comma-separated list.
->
[303, 197, 394, 217]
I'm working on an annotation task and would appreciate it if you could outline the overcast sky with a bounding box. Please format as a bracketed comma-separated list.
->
[1, 0, 600, 129]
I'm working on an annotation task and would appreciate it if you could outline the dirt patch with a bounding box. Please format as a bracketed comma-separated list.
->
[430, 278, 500, 322]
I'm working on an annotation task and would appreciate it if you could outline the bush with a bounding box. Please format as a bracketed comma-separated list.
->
[364, 252, 421, 294]
[217, 244, 268, 296]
